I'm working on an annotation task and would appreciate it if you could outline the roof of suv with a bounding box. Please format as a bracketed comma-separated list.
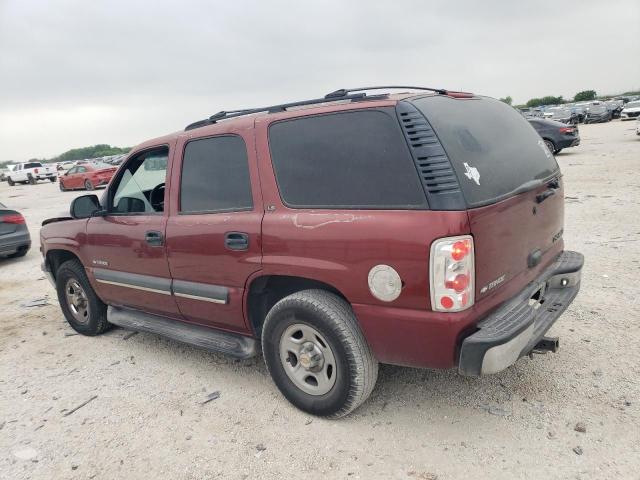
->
[134, 87, 474, 152]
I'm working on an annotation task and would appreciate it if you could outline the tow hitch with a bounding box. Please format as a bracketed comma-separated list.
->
[531, 336, 559, 355]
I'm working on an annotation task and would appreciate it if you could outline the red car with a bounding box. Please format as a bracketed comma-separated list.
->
[59, 162, 117, 191]
[40, 86, 583, 418]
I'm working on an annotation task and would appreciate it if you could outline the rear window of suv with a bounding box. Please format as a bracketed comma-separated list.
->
[411, 96, 559, 207]
[268, 109, 427, 209]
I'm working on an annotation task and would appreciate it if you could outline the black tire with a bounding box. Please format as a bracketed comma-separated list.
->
[49, 176, 56, 182]
[7, 177, 14, 186]
[554, 148, 563, 154]
[55, 259, 110, 336]
[84, 179, 94, 191]
[59, 180, 67, 191]
[544, 139, 555, 155]
[262, 289, 378, 418]
[28, 174, 36, 185]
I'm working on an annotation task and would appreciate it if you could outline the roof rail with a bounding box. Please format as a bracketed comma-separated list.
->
[184, 92, 380, 131]
[324, 86, 449, 98]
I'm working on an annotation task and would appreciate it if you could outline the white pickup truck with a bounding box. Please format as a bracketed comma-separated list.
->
[6, 162, 57, 186]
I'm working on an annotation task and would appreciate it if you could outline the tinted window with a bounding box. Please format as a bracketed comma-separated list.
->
[180, 136, 253, 213]
[269, 109, 427, 209]
[412, 96, 559, 207]
[23, 162, 42, 169]
[112, 147, 168, 214]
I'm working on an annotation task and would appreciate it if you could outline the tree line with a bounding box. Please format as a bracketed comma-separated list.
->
[1, 144, 130, 168]
[500, 89, 640, 109]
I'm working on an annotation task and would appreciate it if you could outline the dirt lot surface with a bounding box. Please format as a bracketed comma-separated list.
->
[1, 120, 639, 479]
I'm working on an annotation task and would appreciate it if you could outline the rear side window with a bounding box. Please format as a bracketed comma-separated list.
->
[268, 109, 427, 209]
[412, 96, 559, 207]
[23, 162, 42, 169]
[180, 135, 253, 213]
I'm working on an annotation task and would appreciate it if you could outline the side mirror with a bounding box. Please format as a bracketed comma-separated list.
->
[70, 194, 102, 219]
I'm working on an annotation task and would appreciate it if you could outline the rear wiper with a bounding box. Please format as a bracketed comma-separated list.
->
[511, 179, 544, 196]
[536, 178, 561, 204]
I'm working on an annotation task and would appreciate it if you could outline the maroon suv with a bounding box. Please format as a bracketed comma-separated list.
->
[40, 86, 583, 417]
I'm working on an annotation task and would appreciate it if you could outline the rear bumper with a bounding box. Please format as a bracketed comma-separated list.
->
[557, 136, 580, 149]
[458, 251, 583, 376]
[0, 231, 31, 256]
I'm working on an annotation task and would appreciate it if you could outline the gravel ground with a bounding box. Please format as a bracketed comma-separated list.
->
[1, 120, 639, 480]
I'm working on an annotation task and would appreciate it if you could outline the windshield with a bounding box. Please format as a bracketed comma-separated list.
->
[411, 95, 559, 207]
[625, 101, 640, 108]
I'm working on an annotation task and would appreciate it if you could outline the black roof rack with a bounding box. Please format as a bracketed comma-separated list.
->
[184, 86, 451, 131]
[324, 85, 449, 98]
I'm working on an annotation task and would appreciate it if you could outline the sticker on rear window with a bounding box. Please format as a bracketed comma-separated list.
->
[463, 162, 480, 186]
[538, 139, 553, 159]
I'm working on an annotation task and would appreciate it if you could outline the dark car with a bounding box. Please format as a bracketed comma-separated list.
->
[528, 118, 580, 154]
[59, 162, 118, 191]
[545, 107, 579, 125]
[0, 202, 31, 258]
[41, 86, 583, 418]
[583, 102, 612, 124]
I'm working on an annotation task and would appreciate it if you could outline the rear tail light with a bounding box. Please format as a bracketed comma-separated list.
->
[0, 213, 26, 224]
[559, 127, 574, 134]
[34, 168, 39, 174]
[430, 235, 474, 312]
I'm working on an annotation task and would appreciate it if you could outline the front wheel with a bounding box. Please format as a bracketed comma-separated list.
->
[262, 290, 378, 418]
[84, 179, 94, 190]
[55, 259, 110, 335]
[7, 177, 14, 186]
[59, 180, 66, 191]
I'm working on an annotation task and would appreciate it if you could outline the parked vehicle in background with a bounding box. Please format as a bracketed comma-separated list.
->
[5, 162, 57, 186]
[568, 104, 586, 123]
[106, 155, 125, 166]
[545, 106, 579, 125]
[621, 100, 640, 120]
[583, 101, 612, 124]
[0, 202, 30, 259]
[41, 87, 583, 417]
[59, 162, 118, 191]
[605, 99, 624, 119]
[528, 118, 580, 154]
[0, 168, 9, 182]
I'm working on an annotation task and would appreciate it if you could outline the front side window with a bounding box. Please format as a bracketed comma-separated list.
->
[111, 147, 168, 214]
[268, 109, 427, 209]
[180, 135, 253, 213]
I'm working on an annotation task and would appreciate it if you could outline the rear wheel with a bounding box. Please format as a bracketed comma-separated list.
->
[55, 259, 110, 335]
[84, 179, 94, 190]
[544, 139, 556, 155]
[554, 148, 563, 154]
[262, 289, 378, 418]
[7, 177, 14, 186]
[49, 176, 56, 182]
[28, 174, 36, 185]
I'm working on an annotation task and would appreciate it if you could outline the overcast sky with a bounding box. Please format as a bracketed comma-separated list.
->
[0, 0, 638, 162]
